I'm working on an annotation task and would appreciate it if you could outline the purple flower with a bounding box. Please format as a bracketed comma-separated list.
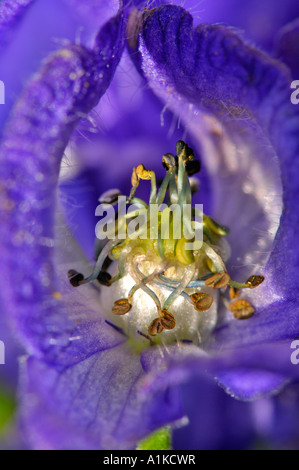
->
[1, 0, 299, 450]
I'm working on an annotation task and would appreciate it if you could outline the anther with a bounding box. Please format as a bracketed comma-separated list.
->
[229, 299, 255, 319]
[97, 271, 112, 286]
[190, 292, 213, 311]
[68, 269, 84, 287]
[128, 164, 153, 203]
[112, 299, 132, 315]
[148, 318, 164, 336]
[132, 164, 152, 184]
[205, 272, 230, 289]
[245, 275, 264, 289]
[160, 310, 176, 330]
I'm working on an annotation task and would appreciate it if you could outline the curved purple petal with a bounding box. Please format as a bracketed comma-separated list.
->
[275, 18, 299, 77]
[0, 12, 126, 362]
[0, 0, 36, 52]
[20, 350, 182, 450]
[0, 0, 121, 135]
[172, 374, 255, 450]
[128, 0, 299, 49]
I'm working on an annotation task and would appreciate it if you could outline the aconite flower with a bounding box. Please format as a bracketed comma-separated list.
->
[1, 0, 299, 450]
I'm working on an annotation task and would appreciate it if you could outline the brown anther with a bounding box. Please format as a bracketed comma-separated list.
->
[97, 271, 112, 286]
[112, 299, 132, 315]
[131, 167, 140, 187]
[190, 292, 213, 311]
[229, 286, 240, 300]
[148, 318, 164, 336]
[160, 310, 176, 330]
[245, 275, 264, 289]
[68, 269, 84, 287]
[205, 272, 230, 289]
[229, 299, 255, 320]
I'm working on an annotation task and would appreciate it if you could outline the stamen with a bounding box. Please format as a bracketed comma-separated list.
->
[229, 286, 240, 300]
[137, 330, 154, 345]
[160, 310, 176, 330]
[126, 252, 162, 312]
[112, 298, 132, 315]
[246, 275, 264, 289]
[97, 271, 112, 286]
[190, 293, 213, 312]
[229, 299, 255, 319]
[68, 140, 265, 342]
[205, 272, 230, 289]
[82, 239, 119, 284]
[162, 263, 196, 310]
[148, 318, 164, 336]
[229, 275, 264, 290]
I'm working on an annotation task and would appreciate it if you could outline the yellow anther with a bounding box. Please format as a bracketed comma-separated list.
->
[133, 164, 152, 183]
[148, 318, 164, 336]
[245, 275, 264, 289]
[229, 286, 240, 300]
[112, 299, 132, 315]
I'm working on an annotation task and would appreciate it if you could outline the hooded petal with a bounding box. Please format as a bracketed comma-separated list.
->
[128, 0, 299, 49]
[19, 348, 182, 450]
[275, 18, 299, 78]
[0, 0, 121, 134]
[0, 11, 126, 362]
[0, 0, 35, 53]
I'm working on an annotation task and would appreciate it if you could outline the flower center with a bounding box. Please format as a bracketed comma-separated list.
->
[68, 141, 264, 347]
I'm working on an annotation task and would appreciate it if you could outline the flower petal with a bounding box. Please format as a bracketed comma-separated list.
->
[172, 374, 255, 450]
[0, 12, 125, 361]
[20, 348, 182, 449]
[0, 0, 35, 52]
[140, 341, 298, 401]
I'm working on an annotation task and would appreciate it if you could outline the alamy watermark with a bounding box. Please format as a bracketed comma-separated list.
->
[0, 80, 4, 105]
[291, 340, 299, 365]
[0, 340, 5, 365]
[291, 80, 299, 105]
[95, 196, 204, 251]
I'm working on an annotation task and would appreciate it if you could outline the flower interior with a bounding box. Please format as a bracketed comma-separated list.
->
[68, 141, 264, 346]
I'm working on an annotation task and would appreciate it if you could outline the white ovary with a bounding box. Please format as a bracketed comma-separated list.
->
[100, 260, 218, 347]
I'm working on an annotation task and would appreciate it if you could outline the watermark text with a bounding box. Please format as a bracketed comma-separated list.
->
[0, 80, 4, 105]
[291, 80, 299, 105]
[291, 340, 299, 365]
[0, 340, 5, 365]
